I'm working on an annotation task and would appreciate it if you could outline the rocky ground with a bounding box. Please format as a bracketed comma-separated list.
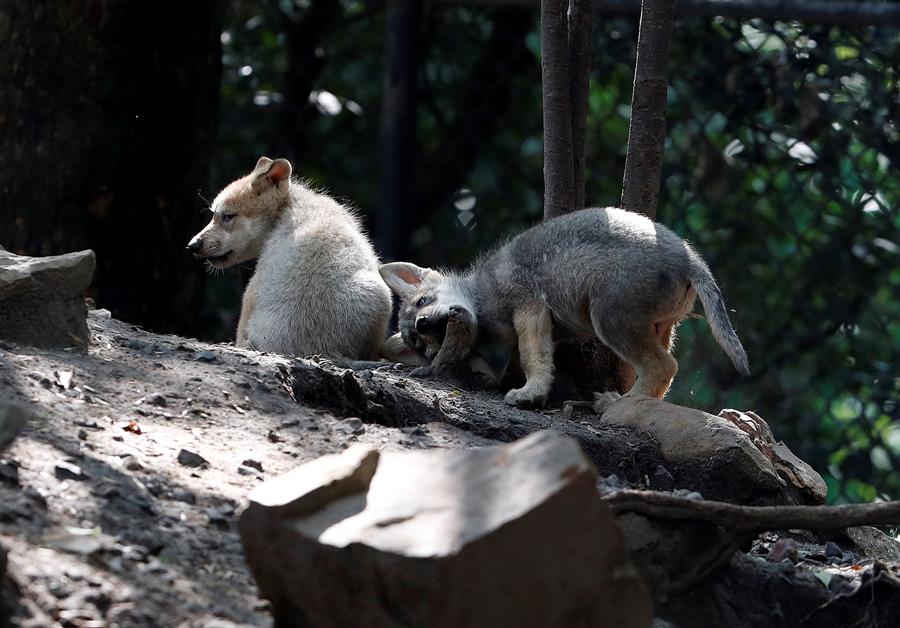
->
[0, 311, 493, 627]
[1, 309, 899, 627]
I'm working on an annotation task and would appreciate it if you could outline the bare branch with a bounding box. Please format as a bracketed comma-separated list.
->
[568, 0, 592, 211]
[542, 0, 575, 219]
[443, 0, 900, 27]
[620, 0, 676, 218]
[605, 490, 900, 533]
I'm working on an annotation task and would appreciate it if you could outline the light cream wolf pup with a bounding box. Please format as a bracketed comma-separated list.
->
[188, 157, 391, 359]
[380, 207, 749, 408]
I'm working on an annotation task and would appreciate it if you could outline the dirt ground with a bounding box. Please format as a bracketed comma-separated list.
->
[0, 311, 493, 627]
[4, 311, 899, 627]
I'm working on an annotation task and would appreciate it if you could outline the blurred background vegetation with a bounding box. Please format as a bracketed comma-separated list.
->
[0, 0, 897, 504]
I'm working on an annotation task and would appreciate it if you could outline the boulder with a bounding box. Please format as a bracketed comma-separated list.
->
[0, 542, 6, 620]
[660, 548, 900, 627]
[0, 401, 30, 453]
[0, 248, 95, 349]
[0, 401, 27, 621]
[239, 431, 651, 628]
[600, 397, 826, 505]
[843, 526, 900, 563]
[286, 355, 824, 507]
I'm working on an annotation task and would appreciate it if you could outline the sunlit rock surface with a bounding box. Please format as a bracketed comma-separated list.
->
[0, 248, 95, 350]
[600, 396, 826, 505]
[239, 431, 652, 628]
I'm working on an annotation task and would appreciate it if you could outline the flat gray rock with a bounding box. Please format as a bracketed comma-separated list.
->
[0, 400, 30, 452]
[239, 430, 651, 628]
[0, 248, 95, 349]
[843, 526, 900, 563]
[0, 542, 6, 620]
[601, 397, 826, 505]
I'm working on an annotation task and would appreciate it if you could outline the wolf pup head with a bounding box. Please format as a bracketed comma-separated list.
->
[187, 156, 292, 268]
[379, 262, 477, 359]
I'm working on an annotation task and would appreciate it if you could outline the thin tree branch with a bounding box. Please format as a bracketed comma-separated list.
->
[542, 0, 575, 219]
[443, 0, 900, 27]
[620, 0, 676, 218]
[568, 0, 592, 211]
[605, 490, 900, 533]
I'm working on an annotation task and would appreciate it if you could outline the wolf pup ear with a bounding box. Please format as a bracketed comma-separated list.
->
[379, 262, 432, 299]
[251, 157, 292, 193]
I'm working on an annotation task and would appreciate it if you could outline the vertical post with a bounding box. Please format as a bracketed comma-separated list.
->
[541, 0, 575, 219]
[540, 0, 635, 394]
[378, 0, 420, 259]
[620, 0, 677, 219]
[568, 0, 593, 211]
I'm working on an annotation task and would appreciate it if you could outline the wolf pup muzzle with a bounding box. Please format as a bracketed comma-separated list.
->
[415, 309, 458, 343]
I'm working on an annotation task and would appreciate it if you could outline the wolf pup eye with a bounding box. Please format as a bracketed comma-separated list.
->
[416, 296, 428, 308]
[221, 213, 236, 224]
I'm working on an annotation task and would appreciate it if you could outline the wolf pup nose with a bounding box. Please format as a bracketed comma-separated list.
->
[381, 207, 749, 408]
[190, 156, 391, 359]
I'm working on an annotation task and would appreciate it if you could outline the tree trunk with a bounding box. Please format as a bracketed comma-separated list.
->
[377, 0, 421, 260]
[540, 0, 631, 394]
[541, 0, 575, 219]
[568, 0, 593, 211]
[0, 1, 222, 336]
[620, 0, 676, 218]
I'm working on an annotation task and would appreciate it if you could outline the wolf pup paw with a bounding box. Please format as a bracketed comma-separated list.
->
[592, 391, 622, 415]
[446, 305, 475, 329]
[504, 386, 547, 408]
[410, 365, 434, 378]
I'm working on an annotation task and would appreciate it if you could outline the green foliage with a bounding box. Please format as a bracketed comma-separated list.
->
[654, 19, 900, 503]
[213, 3, 899, 502]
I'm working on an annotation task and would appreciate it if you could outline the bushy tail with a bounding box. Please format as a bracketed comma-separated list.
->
[689, 252, 750, 376]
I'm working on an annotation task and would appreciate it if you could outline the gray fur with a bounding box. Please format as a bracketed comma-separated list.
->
[380, 207, 748, 406]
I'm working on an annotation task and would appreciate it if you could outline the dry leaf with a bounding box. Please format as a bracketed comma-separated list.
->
[55, 370, 74, 389]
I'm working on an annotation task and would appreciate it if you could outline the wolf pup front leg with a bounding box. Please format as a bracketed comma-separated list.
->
[236, 274, 260, 349]
[504, 303, 555, 407]
[410, 306, 475, 376]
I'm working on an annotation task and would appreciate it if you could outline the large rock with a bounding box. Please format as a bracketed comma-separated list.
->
[0, 542, 6, 622]
[0, 401, 26, 622]
[287, 355, 824, 507]
[843, 526, 900, 563]
[0, 248, 95, 349]
[600, 397, 826, 505]
[239, 431, 652, 628]
[0, 400, 29, 452]
[596, 400, 829, 597]
[660, 549, 900, 627]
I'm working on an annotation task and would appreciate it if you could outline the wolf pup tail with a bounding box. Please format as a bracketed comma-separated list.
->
[689, 251, 750, 376]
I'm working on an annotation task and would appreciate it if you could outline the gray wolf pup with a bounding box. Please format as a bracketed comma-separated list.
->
[380, 207, 748, 407]
[188, 157, 391, 359]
